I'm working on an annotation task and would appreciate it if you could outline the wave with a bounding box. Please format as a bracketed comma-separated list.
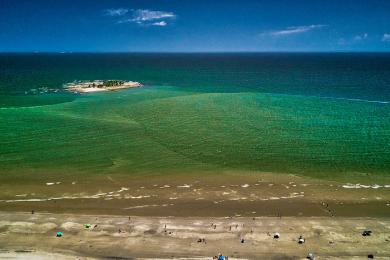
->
[271, 92, 390, 104]
[342, 183, 390, 189]
[319, 96, 389, 104]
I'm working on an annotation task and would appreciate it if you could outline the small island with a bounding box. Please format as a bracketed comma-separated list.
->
[64, 80, 143, 93]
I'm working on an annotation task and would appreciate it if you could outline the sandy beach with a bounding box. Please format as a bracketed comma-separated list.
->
[1, 212, 390, 259]
[64, 80, 142, 93]
[1, 172, 389, 259]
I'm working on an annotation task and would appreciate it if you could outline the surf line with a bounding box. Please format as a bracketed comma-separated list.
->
[263, 92, 389, 105]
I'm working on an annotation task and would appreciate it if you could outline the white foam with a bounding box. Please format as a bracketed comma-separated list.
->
[342, 183, 389, 189]
[278, 92, 390, 105]
[177, 184, 191, 188]
[2, 198, 47, 202]
[117, 187, 129, 193]
[124, 204, 173, 210]
[325, 96, 389, 104]
[127, 195, 151, 199]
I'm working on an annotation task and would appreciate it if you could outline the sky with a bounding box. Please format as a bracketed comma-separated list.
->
[0, 0, 390, 52]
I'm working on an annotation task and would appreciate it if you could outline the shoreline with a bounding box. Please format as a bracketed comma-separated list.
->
[2, 171, 389, 258]
[64, 80, 142, 93]
[1, 212, 389, 259]
[1, 171, 389, 218]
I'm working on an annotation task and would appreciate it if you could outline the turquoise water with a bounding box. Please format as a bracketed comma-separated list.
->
[0, 53, 389, 180]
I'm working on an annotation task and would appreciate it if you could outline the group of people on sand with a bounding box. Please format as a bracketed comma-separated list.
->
[213, 254, 228, 260]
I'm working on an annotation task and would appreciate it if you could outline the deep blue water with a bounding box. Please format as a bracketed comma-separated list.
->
[1, 53, 390, 101]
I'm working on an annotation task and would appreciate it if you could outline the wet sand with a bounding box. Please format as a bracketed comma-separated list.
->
[1, 172, 389, 258]
[1, 212, 390, 259]
[1, 172, 389, 217]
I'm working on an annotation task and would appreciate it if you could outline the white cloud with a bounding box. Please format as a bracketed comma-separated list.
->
[353, 33, 368, 41]
[383, 33, 390, 42]
[152, 21, 167, 27]
[338, 33, 369, 46]
[262, 24, 327, 37]
[117, 9, 176, 26]
[105, 8, 128, 16]
[132, 9, 175, 22]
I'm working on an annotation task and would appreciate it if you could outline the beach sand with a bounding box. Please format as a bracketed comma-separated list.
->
[1, 212, 390, 259]
[1, 172, 389, 259]
[64, 80, 142, 93]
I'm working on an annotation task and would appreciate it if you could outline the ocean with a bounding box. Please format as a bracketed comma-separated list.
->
[1, 53, 389, 181]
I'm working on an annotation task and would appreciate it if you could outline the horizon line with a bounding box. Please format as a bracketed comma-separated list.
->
[1, 51, 390, 54]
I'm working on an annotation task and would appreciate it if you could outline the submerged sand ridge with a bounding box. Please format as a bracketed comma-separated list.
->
[64, 80, 142, 93]
[0, 212, 389, 259]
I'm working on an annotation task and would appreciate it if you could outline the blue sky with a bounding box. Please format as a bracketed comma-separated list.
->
[0, 0, 390, 52]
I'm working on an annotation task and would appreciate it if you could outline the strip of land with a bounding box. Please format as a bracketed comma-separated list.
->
[0, 212, 389, 259]
[64, 80, 142, 93]
[1, 172, 389, 217]
[1, 172, 389, 258]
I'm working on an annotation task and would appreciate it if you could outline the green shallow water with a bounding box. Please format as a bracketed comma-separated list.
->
[1, 53, 390, 182]
[1, 86, 389, 181]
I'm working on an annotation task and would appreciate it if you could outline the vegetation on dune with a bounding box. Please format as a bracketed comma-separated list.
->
[102, 80, 125, 87]
[88, 80, 125, 88]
